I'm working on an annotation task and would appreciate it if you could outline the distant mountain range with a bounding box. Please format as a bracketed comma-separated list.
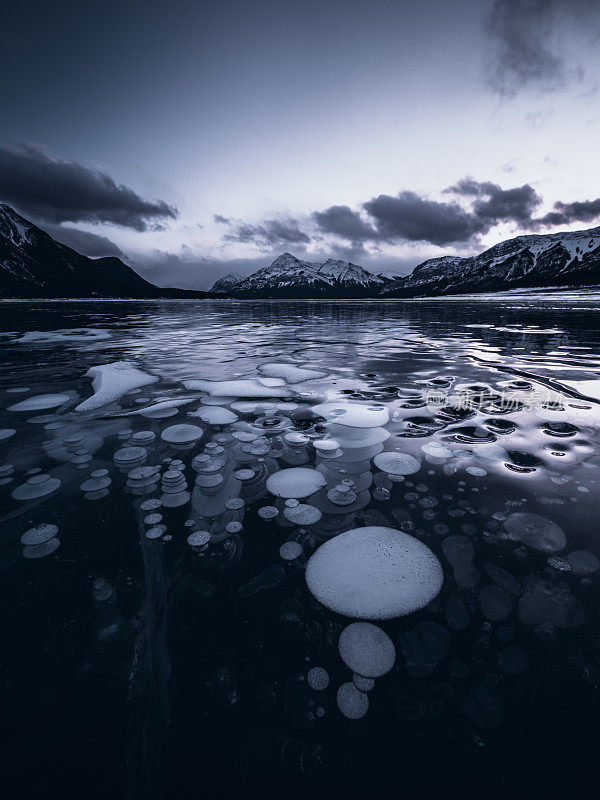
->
[212, 228, 600, 298]
[211, 252, 387, 298]
[0, 204, 213, 299]
[381, 228, 600, 297]
[2, 202, 600, 299]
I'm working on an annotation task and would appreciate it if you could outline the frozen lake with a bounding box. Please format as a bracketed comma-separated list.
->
[1, 297, 600, 798]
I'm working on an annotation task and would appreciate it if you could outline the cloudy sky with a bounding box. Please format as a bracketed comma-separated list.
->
[1, 0, 599, 288]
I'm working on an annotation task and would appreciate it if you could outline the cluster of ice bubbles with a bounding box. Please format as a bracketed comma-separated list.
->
[3, 363, 600, 738]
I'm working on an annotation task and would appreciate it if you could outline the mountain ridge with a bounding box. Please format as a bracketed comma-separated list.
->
[0, 204, 214, 299]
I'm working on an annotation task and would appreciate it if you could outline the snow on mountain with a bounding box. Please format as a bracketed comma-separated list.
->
[381, 227, 600, 297]
[211, 272, 244, 292]
[215, 252, 383, 297]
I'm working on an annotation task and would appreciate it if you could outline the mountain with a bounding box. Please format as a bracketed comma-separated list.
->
[381, 228, 600, 297]
[217, 252, 384, 298]
[211, 272, 243, 293]
[0, 204, 213, 299]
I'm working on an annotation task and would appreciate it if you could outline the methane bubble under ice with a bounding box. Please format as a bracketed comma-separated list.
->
[306, 526, 443, 619]
[266, 467, 327, 499]
[338, 622, 396, 677]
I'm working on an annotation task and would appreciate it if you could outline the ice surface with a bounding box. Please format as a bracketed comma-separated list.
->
[76, 361, 158, 411]
[312, 401, 389, 428]
[306, 526, 443, 619]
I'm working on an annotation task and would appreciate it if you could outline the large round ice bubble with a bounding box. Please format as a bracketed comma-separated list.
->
[266, 467, 327, 499]
[306, 526, 443, 619]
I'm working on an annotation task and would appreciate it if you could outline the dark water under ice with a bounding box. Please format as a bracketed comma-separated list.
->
[1, 297, 600, 799]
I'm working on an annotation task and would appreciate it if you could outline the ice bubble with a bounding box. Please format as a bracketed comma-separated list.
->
[518, 576, 584, 628]
[23, 537, 60, 558]
[306, 526, 443, 619]
[161, 423, 203, 445]
[504, 512, 566, 553]
[442, 535, 480, 588]
[234, 468, 256, 481]
[326, 484, 358, 506]
[184, 378, 290, 398]
[353, 674, 375, 692]
[279, 541, 303, 560]
[478, 585, 511, 621]
[266, 467, 327, 499]
[129, 431, 156, 446]
[284, 431, 310, 445]
[144, 513, 163, 525]
[12, 473, 61, 500]
[421, 442, 453, 459]
[137, 401, 181, 418]
[336, 682, 369, 720]
[76, 361, 158, 411]
[21, 523, 59, 545]
[146, 525, 167, 539]
[0, 428, 16, 440]
[8, 393, 70, 412]
[373, 451, 421, 476]
[496, 646, 529, 675]
[258, 377, 286, 387]
[258, 363, 327, 383]
[313, 438, 340, 452]
[200, 395, 237, 405]
[398, 621, 450, 677]
[307, 667, 329, 691]
[187, 530, 211, 547]
[444, 597, 469, 630]
[225, 497, 245, 510]
[190, 406, 238, 424]
[80, 476, 112, 492]
[567, 550, 600, 576]
[466, 466, 487, 477]
[238, 564, 285, 597]
[283, 503, 322, 525]
[339, 622, 395, 677]
[226, 521, 243, 534]
[312, 402, 389, 428]
[259, 505, 280, 520]
[140, 498, 162, 511]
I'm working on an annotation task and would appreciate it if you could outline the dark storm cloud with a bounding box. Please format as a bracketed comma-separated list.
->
[534, 197, 600, 227]
[445, 178, 542, 223]
[363, 191, 487, 246]
[312, 205, 377, 241]
[40, 223, 124, 257]
[0, 143, 178, 230]
[484, 0, 599, 95]
[223, 216, 310, 247]
[213, 214, 230, 224]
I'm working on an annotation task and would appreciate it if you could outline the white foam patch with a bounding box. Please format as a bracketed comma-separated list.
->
[306, 526, 443, 619]
[258, 363, 327, 383]
[184, 378, 290, 398]
[338, 622, 396, 678]
[76, 361, 159, 411]
[266, 467, 327, 499]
